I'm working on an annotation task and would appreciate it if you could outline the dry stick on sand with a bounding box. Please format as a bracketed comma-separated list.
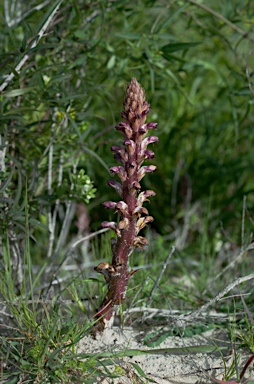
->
[177, 273, 254, 327]
[93, 78, 158, 334]
[123, 274, 254, 326]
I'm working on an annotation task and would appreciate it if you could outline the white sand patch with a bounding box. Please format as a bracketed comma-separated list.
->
[78, 326, 253, 383]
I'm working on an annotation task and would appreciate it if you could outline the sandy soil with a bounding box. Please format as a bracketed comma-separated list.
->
[78, 326, 253, 384]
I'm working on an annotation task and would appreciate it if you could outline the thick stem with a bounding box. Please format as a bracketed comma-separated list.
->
[93, 223, 136, 332]
[94, 262, 130, 322]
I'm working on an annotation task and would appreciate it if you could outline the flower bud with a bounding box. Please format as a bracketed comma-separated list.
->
[141, 149, 155, 160]
[141, 104, 150, 115]
[115, 122, 132, 139]
[118, 218, 129, 230]
[137, 165, 157, 181]
[127, 161, 137, 177]
[132, 206, 149, 217]
[124, 139, 136, 156]
[111, 146, 128, 163]
[129, 180, 141, 195]
[102, 221, 121, 237]
[116, 201, 128, 213]
[137, 190, 156, 205]
[111, 145, 123, 152]
[141, 136, 159, 150]
[146, 122, 158, 130]
[110, 166, 127, 181]
[102, 221, 117, 230]
[132, 236, 149, 248]
[136, 216, 154, 232]
[107, 179, 123, 196]
[103, 201, 117, 209]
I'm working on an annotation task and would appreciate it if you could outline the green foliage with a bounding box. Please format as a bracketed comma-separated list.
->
[1, 0, 254, 240]
[231, 298, 254, 353]
[143, 324, 215, 347]
[0, 234, 132, 383]
[0, 0, 254, 381]
[71, 169, 96, 204]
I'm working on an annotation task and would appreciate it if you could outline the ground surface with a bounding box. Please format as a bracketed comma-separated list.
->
[78, 326, 253, 384]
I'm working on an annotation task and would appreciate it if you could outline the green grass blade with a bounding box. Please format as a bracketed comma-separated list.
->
[77, 344, 227, 359]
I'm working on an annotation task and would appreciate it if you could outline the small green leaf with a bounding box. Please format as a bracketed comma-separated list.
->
[7, 64, 20, 80]
[107, 55, 116, 69]
[2, 87, 36, 97]
[129, 362, 147, 378]
[115, 32, 142, 40]
[144, 330, 173, 347]
[0, 167, 15, 194]
[161, 42, 201, 54]
[71, 169, 96, 203]
[74, 30, 87, 39]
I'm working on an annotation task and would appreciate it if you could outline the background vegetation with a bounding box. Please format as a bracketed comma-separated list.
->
[0, 0, 254, 382]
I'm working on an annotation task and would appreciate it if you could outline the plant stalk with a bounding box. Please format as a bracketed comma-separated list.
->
[94, 78, 158, 333]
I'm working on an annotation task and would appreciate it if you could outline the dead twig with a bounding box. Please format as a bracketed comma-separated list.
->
[180, 273, 254, 324]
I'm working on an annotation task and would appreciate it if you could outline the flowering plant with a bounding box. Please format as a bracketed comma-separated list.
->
[94, 78, 158, 333]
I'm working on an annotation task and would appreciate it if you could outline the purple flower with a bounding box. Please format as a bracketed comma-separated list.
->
[107, 179, 123, 196]
[102, 201, 117, 209]
[137, 165, 157, 181]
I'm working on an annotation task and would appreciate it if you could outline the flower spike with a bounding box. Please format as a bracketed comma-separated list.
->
[94, 78, 158, 334]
